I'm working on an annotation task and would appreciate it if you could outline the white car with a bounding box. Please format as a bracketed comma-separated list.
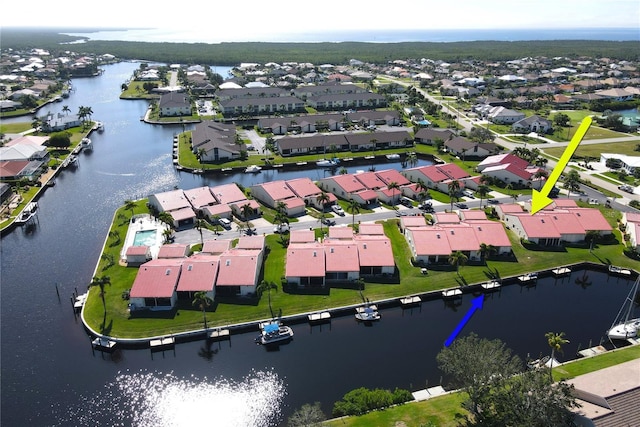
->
[273, 223, 290, 233]
[331, 205, 345, 216]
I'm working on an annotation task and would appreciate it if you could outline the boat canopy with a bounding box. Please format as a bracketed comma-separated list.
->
[263, 323, 279, 333]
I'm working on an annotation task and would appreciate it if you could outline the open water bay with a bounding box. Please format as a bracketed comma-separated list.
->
[1, 62, 638, 426]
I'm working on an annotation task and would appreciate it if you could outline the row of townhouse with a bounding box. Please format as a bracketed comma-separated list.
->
[190, 121, 245, 162]
[250, 177, 337, 216]
[275, 129, 412, 157]
[285, 224, 395, 288]
[147, 183, 261, 229]
[400, 210, 512, 264]
[317, 168, 414, 206]
[128, 235, 266, 310]
[0, 135, 50, 182]
[496, 200, 613, 246]
[257, 110, 402, 135]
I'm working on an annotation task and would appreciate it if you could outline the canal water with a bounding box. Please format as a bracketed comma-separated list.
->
[1, 62, 638, 426]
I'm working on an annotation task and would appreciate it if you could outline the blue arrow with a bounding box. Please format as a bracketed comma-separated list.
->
[444, 295, 484, 347]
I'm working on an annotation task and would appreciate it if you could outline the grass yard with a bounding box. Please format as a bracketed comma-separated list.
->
[543, 139, 640, 159]
[552, 345, 640, 381]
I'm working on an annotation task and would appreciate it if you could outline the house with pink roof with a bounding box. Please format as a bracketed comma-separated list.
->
[148, 189, 196, 229]
[157, 243, 190, 259]
[460, 210, 487, 221]
[375, 168, 411, 187]
[477, 153, 545, 189]
[211, 183, 247, 205]
[203, 203, 233, 221]
[405, 228, 454, 264]
[355, 235, 395, 275]
[317, 173, 379, 206]
[434, 212, 461, 224]
[209, 183, 260, 220]
[176, 255, 219, 300]
[251, 180, 306, 216]
[129, 259, 183, 310]
[622, 212, 640, 250]
[235, 235, 266, 250]
[125, 245, 151, 266]
[505, 213, 562, 246]
[285, 243, 326, 287]
[354, 171, 386, 190]
[358, 223, 385, 235]
[183, 186, 217, 215]
[216, 249, 264, 296]
[201, 239, 233, 255]
[328, 226, 355, 240]
[324, 240, 360, 282]
[402, 163, 475, 194]
[442, 225, 482, 256]
[399, 216, 427, 232]
[289, 229, 316, 244]
[566, 208, 612, 235]
[469, 221, 512, 255]
[494, 203, 524, 220]
[285, 177, 337, 210]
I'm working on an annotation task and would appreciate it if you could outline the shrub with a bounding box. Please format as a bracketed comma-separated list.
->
[331, 386, 413, 417]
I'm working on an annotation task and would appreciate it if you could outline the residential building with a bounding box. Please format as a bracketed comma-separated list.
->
[148, 189, 196, 229]
[129, 258, 183, 311]
[159, 92, 191, 117]
[250, 180, 307, 216]
[176, 254, 219, 301]
[511, 115, 553, 134]
[191, 121, 243, 162]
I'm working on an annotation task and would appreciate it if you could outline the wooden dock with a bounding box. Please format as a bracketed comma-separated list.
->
[518, 272, 538, 284]
[208, 328, 230, 341]
[551, 267, 571, 277]
[577, 345, 607, 358]
[149, 336, 175, 350]
[308, 312, 331, 323]
[481, 280, 501, 291]
[355, 305, 378, 313]
[92, 337, 117, 351]
[73, 292, 88, 311]
[442, 289, 462, 298]
[608, 265, 632, 277]
[400, 296, 422, 306]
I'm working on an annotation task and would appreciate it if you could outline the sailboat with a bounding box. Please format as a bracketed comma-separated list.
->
[607, 275, 640, 340]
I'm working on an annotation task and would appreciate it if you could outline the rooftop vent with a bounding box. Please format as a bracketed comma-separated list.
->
[165, 269, 171, 275]
[188, 265, 193, 271]
[313, 251, 317, 257]
[226, 260, 230, 266]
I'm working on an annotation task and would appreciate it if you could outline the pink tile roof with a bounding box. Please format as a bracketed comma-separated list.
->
[210, 183, 246, 204]
[355, 236, 395, 267]
[324, 242, 360, 272]
[201, 239, 232, 254]
[130, 259, 182, 298]
[157, 244, 189, 258]
[461, 210, 487, 220]
[289, 229, 316, 243]
[409, 228, 452, 256]
[286, 243, 326, 277]
[375, 169, 411, 186]
[328, 227, 355, 240]
[441, 225, 479, 251]
[258, 180, 298, 201]
[204, 203, 232, 217]
[282, 197, 306, 209]
[353, 189, 378, 202]
[470, 221, 511, 248]
[232, 199, 261, 210]
[551, 199, 578, 209]
[358, 223, 385, 235]
[170, 206, 196, 221]
[401, 216, 427, 228]
[434, 212, 461, 224]
[567, 208, 612, 232]
[183, 186, 217, 209]
[513, 214, 562, 238]
[176, 256, 219, 292]
[548, 212, 586, 234]
[625, 213, 640, 223]
[413, 165, 449, 183]
[437, 163, 470, 180]
[126, 245, 149, 256]
[354, 171, 386, 190]
[235, 235, 265, 250]
[216, 249, 261, 286]
[330, 174, 366, 193]
[497, 203, 524, 214]
[285, 177, 323, 198]
[153, 189, 192, 211]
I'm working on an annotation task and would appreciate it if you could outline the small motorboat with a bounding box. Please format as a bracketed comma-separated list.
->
[355, 306, 381, 322]
[257, 322, 294, 345]
[245, 165, 262, 173]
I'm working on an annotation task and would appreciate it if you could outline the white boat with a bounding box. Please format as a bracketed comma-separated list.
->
[607, 275, 640, 340]
[518, 272, 538, 283]
[608, 265, 632, 277]
[355, 306, 381, 322]
[81, 137, 92, 149]
[385, 153, 400, 160]
[15, 202, 38, 225]
[258, 322, 293, 345]
[316, 158, 339, 168]
[95, 122, 104, 132]
[244, 165, 262, 173]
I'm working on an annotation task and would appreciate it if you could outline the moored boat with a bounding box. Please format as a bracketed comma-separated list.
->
[244, 165, 262, 173]
[15, 202, 38, 225]
[81, 137, 92, 149]
[316, 158, 340, 168]
[257, 322, 294, 345]
[354, 306, 381, 322]
[385, 153, 400, 160]
[607, 276, 640, 340]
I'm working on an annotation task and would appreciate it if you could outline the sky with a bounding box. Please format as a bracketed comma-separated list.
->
[2, 0, 639, 36]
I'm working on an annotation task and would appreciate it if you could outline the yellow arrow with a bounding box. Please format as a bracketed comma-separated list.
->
[530, 116, 592, 215]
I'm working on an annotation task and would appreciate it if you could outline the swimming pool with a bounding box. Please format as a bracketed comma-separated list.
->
[133, 229, 157, 247]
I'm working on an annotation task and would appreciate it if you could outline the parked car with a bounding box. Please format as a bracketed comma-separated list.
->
[332, 205, 345, 216]
[487, 199, 500, 204]
[322, 218, 336, 226]
[273, 223, 290, 233]
[463, 190, 475, 199]
[400, 197, 413, 207]
[455, 202, 468, 209]
[218, 218, 232, 229]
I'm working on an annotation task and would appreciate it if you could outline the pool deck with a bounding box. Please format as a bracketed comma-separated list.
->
[119, 214, 168, 261]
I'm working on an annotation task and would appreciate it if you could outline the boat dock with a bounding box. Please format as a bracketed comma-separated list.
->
[92, 337, 117, 351]
[442, 289, 462, 298]
[608, 265, 632, 277]
[481, 280, 501, 291]
[149, 336, 175, 350]
[73, 292, 88, 312]
[208, 328, 230, 341]
[308, 312, 331, 323]
[552, 267, 571, 277]
[518, 272, 538, 284]
[355, 305, 378, 313]
[577, 345, 607, 358]
[400, 296, 422, 306]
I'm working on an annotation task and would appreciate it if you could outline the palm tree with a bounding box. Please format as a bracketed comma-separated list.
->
[545, 332, 569, 378]
[387, 181, 400, 210]
[563, 170, 581, 198]
[448, 180, 461, 211]
[62, 105, 71, 116]
[406, 151, 418, 168]
[349, 199, 361, 227]
[211, 214, 221, 235]
[448, 251, 468, 276]
[192, 291, 213, 330]
[123, 199, 136, 219]
[194, 218, 206, 246]
[316, 191, 330, 213]
[158, 211, 175, 229]
[240, 203, 253, 229]
[162, 228, 173, 243]
[257, 280, 278, 318]
[478, 242, 496, 263]
[90, 275, 111, 316]
[477, 184, 490, 208]
[533, 169, 548, 190]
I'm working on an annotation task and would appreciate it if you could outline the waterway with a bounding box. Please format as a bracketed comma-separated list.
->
[1, 62, 638, 426]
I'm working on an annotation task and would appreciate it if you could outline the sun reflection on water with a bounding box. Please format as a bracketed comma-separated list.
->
[57, 370, 285, 427]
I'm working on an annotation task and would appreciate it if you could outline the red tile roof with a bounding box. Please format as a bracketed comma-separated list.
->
[354, 171, 386, 190]
[157, 244, 189, 258]
[358, 223, 385, 235]
[324, 242, 360, 272]
[216, 249, 262, 286]
[201, 239, 232, 254]
[285, 177, 323, 198]
[355, 236, 395, 267]
[130, 259, 182, 298]
[328, 227, 354, 240]
[375, 169, 411, 186]
[286, 243, 326, 277]
[176, 255, 219, 292]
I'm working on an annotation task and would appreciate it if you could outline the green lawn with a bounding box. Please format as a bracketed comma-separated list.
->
[552, 345, 640, 381]
[544, 140, 640, 159]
